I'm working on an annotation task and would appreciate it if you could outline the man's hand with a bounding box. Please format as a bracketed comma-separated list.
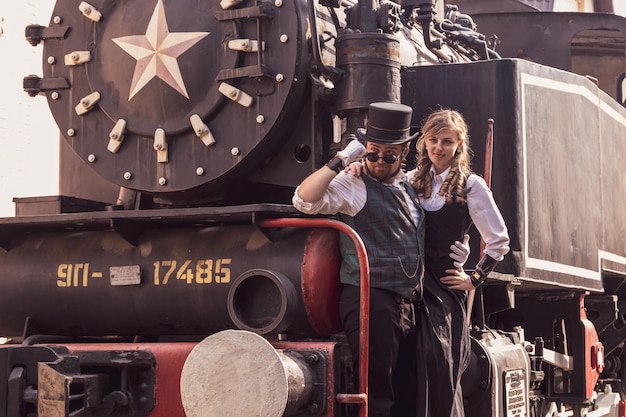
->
[336, 139, 366, 167]
[345, 161, 365, 176]
[449, 234, 470, 269]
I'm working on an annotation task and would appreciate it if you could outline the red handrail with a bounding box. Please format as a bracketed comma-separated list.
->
[260, 217, 370, 417]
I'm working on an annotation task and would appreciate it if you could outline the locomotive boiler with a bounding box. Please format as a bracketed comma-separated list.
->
[1, 0, 626, 416]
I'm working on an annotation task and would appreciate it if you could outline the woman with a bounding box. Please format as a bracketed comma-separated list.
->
[409, 108, 509, 416]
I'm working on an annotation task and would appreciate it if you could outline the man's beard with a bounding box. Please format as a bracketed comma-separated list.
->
[365, 163, 402, 183]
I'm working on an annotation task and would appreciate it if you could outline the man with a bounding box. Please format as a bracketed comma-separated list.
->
[293, 102, 467, 416]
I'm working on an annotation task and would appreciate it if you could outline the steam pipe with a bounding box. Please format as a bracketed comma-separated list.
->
[308, 0, 343, 83]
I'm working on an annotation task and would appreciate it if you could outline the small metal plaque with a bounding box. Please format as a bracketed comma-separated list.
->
[110, 265, 141, 286]
[503, 368, 526, 416]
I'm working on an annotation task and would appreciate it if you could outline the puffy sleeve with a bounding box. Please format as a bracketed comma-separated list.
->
[466, 174, 510, 261]
[292, 172, 367, 216]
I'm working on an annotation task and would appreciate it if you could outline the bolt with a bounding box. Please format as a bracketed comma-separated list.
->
[231, 147, 240, 156]
[308, 353, 319, 364]
[81, 98, 90, 107]
[67, 128, 75, 137]
[47, 56, 56, 65]
[158, 177, 167, 186]
[50, 92, 59, 100]
[123, 172, 132, 180]
[110, 132, 119, 140]
[256, 115, 265, 124]
[228, 89, 237, 98]
[275, 73, 284, 83]
[275, 0, 283, 7]
[196, 167, 205, 176]
[72, 53, 80, 62]
[84, 6, 92, 15]
[87, 154, 96, 162]
[53, 16, 62, 24]
[280, 34, 288, 43]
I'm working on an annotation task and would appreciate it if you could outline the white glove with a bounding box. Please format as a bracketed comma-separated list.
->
[336, 139, 366, 167]
[449, 234, 470, 269]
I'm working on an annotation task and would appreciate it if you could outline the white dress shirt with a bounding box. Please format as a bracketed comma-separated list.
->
[292, 171, 422, 226]
[407, 166, 510, 261]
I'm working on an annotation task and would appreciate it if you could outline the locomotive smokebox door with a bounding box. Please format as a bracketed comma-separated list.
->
[41, 0, 310, 196]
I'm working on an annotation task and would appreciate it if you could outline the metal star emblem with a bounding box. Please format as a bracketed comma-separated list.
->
[112, 0, 210, 100]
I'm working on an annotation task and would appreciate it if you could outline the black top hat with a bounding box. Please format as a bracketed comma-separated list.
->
[356, 102, 418, 145]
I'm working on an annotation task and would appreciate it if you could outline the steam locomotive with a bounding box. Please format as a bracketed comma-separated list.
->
[1, 0, 625, 416]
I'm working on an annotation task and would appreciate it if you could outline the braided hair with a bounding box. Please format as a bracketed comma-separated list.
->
[410, 109, 473, 204]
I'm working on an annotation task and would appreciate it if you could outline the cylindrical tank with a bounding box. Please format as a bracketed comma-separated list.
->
[0, 224, 341, 339]
[334, 31, 402, 113]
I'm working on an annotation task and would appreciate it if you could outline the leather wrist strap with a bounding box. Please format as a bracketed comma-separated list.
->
[326, 156, 343, 174]
[470, 271, 487, 288]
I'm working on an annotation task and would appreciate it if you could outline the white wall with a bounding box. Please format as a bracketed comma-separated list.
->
[0, 2, 58, 217]
[615, 3, 626, 17]
[552, 0, 626, 14]
[552, 0, 594, 12]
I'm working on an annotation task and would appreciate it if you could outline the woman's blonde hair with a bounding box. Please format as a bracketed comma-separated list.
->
[410, 109, 473, 204]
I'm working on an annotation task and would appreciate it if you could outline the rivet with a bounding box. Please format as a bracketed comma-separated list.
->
[231, 147, 240, 156]
[275, 73, 284, 83]
[158, 177, 167, 186]
[280, 34, 288, 43]
[256, 115, 265, 124]
[123, 172, 132, 180]
[87, 154, 96, 162]
[67, 128, 75, 137]
[50, 91, 59, 100]
[275, 0, 283, 6]
[47, 56, 56, 65]
[196, 167, 205, 176]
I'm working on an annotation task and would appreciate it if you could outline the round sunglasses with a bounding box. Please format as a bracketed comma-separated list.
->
[365, 152, 399, 164]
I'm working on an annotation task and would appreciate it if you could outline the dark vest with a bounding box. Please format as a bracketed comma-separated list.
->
[338, 174, 425, 298]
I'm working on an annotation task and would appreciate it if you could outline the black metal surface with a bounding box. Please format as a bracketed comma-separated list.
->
[0, 345, 155, 417]
[0, 203, 302, 251]
[0, 206, 328, 339]
[471, 12, 626, 74]
[515, 291, 592, 402]
[40, 0, 312, 196]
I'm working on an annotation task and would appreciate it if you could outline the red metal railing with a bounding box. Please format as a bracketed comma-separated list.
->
[260, 217, 370, 417]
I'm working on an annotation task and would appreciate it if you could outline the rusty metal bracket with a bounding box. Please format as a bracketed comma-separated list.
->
[23, 75, 71, 97]
[214, 3, 273, 21]
[25, 24, 70, 46]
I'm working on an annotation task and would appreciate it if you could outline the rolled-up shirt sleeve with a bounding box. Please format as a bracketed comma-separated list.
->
[292, 172, 366, 216]
[466, 175, 510, 261]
